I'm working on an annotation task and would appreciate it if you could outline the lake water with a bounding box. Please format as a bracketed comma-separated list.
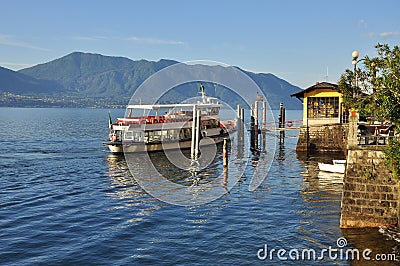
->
[0, 108, 398, 265]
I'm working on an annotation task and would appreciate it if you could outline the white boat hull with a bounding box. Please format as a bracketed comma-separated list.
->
[318, 162, 345, 174]
[104, 134, 228, 153]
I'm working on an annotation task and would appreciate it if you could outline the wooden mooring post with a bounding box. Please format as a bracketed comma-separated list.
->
[223, 138, 228, 167]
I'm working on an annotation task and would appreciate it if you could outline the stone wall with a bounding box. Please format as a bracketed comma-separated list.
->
[296, 123, 348, 153]
[340, 146, 399, 228]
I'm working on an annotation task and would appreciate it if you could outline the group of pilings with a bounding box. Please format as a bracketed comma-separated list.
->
[249, 99, 286, 150]
[249, 97, 266, 151]
[190, 98, 286, 167]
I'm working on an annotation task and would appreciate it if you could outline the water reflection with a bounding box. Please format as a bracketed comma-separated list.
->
[104, 146, 236, 206]
[104, 154, 145, 199]
[277, 131, 285, 163]
[342, 228, 400, 265]
[297, 152, 400, 265]
[104, 154, 162, 224]
[297, 152, 345, 193]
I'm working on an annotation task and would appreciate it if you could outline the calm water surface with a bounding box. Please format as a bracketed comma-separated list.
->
[0, 108, 398, 265]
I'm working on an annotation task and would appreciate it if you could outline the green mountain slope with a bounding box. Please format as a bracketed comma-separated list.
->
[0, 66, 60, 94]
[5, 52, 303, 109]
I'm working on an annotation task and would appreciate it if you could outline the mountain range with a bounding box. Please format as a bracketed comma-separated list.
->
[0, 52, 302, 109]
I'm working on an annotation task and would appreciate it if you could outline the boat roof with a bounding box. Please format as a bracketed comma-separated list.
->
[126, 102, 222, 109]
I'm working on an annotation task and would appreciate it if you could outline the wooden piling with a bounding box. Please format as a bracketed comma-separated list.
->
[223, 138, 228, 167]
[250, 105, 255, 149]
[191, 105, 196, 159]
[279, 102, 285, 128]
[195, 107, 201, 157]
[254, 100, 259, 126]
[262, 100, 266, 130]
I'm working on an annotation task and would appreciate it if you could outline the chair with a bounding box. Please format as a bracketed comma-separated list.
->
[378, 125, 395, 145]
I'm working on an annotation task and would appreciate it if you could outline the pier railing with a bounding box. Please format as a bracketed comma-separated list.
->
[356, 124, 397, 146]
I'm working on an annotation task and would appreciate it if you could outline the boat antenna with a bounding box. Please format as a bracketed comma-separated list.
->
[108, 111, 113, 131]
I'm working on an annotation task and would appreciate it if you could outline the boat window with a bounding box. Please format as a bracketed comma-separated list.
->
[210, 119, 217, 128]
[133, 132, 142, 142]
[145, 131, 153, 142]
[167, 129, 179, 140]
[125, 131, 133, 140]
[211, 107, 220, 115]
[153, 130, 162, 141]
[179, 128, 191, 139]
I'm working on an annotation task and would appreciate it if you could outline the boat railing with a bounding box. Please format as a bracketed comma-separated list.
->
[116, 115, 193, 126]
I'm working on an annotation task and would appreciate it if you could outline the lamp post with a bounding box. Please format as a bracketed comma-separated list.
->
[371, 63, 377, 124]
[352, 50, 360, 96]
[352, 50, 377, 123]
[352, 50, 367, 95]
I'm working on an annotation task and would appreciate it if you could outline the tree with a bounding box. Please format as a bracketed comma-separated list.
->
[339, 44, 400, 180]
[338, 43, 400, 125]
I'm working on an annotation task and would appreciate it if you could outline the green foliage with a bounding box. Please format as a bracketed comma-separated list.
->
[382, 137, 400, 181]
[339, 44, 400, 180]
[338, 43, 400, 125]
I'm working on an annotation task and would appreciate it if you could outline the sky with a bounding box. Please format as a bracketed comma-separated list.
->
[1, 0, 400, 88]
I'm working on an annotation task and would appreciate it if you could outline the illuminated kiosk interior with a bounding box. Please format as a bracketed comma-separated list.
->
[291, 82, 346, 126]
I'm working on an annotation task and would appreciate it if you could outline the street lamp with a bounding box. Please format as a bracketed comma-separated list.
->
[352, 50, 377, 123]
[351, 50, 366, 98]
[352, 50, 360, 89]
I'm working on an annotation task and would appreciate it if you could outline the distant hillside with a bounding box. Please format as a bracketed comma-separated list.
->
[240, 69, 303, 110]
[19, 52, 179, 98]
[1, 52, 303, 109]
[0, 66, 59, 94]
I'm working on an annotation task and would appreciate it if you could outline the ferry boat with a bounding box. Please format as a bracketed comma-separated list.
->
[103, 87, 236, 153]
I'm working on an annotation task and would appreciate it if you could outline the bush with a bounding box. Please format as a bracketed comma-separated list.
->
[383, 137, 400, 180]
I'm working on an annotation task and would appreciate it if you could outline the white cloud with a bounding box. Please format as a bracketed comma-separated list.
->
[358, 19, 368, 28]
[73, 36, 108, 41]
[0, 34, 50, 51]
[364, 31, 400, 38]
[71, 35, 185, 45]
[127, 36, 184, 45]
[73, 36, 185, 45]
[379, 32, 400, 37]
[0, 61, 33, 69]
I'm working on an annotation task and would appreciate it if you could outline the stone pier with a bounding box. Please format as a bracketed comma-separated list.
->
[296, 123, 348, 153]
[340, 115, 399, 228]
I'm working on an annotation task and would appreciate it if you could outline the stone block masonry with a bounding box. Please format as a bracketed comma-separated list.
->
[296, 123, 348, 153]
[340, 146, 399, 228]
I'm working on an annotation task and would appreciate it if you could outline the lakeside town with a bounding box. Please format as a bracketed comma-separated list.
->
[0, 92, 128, 108]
